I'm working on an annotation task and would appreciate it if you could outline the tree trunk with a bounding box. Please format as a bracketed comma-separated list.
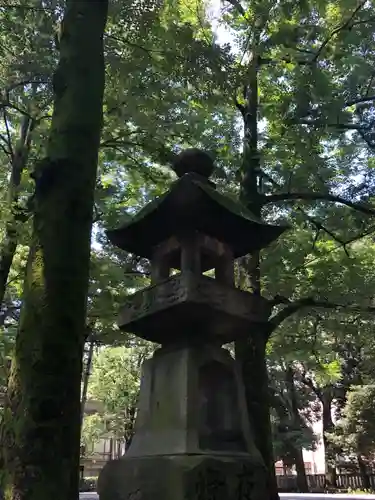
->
[109, 438, 114, 461]
[80, 332, 95, 428]
[357, 454, 370, 490]
[235, 330, 279, 500]
[2, 1, 108, 500]
[321, 392, 337, 489]
[235, 52, 279, 500]
[0, 236, 17, 308]
[285, 367, 308, 493]
[0, 114, 35, 308]
[294, 446, 308, 492]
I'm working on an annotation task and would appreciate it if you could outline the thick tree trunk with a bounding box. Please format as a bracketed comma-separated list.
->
[294, 447, 308, 492]
[2, 2, 108, 500]
[234, 51, 279, 500]
[0, 115, 34, 308]
[235, 330, 279, 500]
[285, 367, 308, 493]
[235, 52, 279, 500]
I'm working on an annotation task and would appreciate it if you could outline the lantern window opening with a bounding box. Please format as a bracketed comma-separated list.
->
[150, 232, 235, 287]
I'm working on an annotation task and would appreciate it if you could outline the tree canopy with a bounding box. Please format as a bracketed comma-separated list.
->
[329, 385, 375, 459]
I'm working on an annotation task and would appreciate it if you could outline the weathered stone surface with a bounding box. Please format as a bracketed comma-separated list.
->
[98, 454, 267, 500]
[100, 148, 288, 500]
[172, 148, 215, 179]
[126, 345, 260, 458]
[98, 345, 268, 499]
[106, 172, 288, 261]
[118, 272, 271, 345]
[150, 232, 234, 279]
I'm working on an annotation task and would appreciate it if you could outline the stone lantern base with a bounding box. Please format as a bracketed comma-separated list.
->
[98, 344, 267, 500]
[98, 453, 267, 500]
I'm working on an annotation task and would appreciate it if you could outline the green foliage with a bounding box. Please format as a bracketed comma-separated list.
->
[329, 385, 375, 458]
[0, 327, 16, 393]
[81, 414, 107, 453]
[81, 344, 155, 451]
[269, 362, 318, 465]
[271, 414, 316, 466]
[347, 488, 373, 495]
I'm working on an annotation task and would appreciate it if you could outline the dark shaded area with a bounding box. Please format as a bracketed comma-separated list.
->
[198, 360, 246, 452]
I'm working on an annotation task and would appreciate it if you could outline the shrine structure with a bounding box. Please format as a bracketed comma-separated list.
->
[98, 149, 287, 500]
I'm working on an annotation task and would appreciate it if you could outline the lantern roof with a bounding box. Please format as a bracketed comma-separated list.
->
[107, 170, 288, 260]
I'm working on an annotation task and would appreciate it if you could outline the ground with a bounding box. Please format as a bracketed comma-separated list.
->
[81, 492, 375, 500]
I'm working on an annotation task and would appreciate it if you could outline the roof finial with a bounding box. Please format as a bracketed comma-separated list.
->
[172, 148, 214, 179]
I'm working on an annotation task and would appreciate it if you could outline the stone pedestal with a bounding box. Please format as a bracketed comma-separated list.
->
[98, 454, 266, 500]
[98, 345, 267, 500]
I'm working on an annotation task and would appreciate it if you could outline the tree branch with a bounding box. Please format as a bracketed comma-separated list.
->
[5, 78, 49, 95]
[298, 207, 350, 256]
[344, 95, 375, 107]
[262, 191, 375, 215]
[225, 0, 246, 17]
[300, 368, 323, 400]
[0, 133, 11, 158]
[99, 139, 141, 149]
[357, 127, 375, 152]
[293, 117, 375, 153]
[259, 56, 310, 67]
[364, 71, 375, 96]
[311, 0, 367, 63]
[291, 223, 375, 274]
[350, 15, 375, 27]
[268, 297, 319, 331]
[0, 3, 54, 11]
[268, 295, 375, 333]
[0, 98, 36, 120]
[258, 173, 371, 255]
[295, 118, 362, 130]
[105, 33, 154, 57]
[2, 108, 13, 160]
[234, 96, 246, 117]
[92, 204, 103, 223]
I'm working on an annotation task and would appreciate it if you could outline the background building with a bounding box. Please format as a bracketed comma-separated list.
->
[81, 400, 126, 477]
[274, 420, 326, 476]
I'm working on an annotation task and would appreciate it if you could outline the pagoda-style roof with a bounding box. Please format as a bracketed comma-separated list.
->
[107, 173, 287, 260]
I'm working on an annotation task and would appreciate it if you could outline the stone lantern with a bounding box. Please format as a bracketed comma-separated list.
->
[98, 149, 287, 500]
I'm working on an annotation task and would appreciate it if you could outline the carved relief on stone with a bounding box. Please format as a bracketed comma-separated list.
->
[119, 275, 188, 325]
